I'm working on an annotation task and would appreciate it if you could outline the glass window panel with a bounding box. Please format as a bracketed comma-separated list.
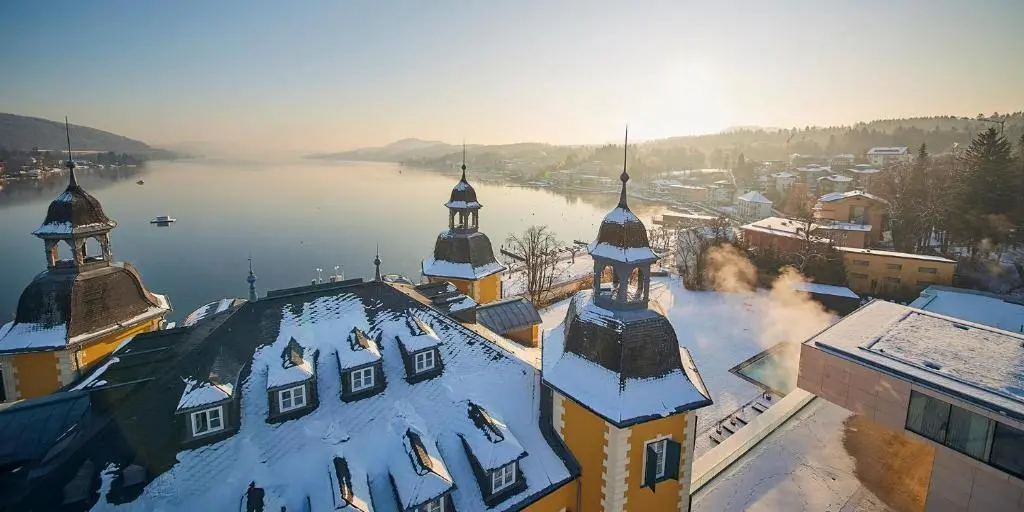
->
[990, 422, 1024, 479]
[946, 405, 990, 459]
[905, 391, 950, 443]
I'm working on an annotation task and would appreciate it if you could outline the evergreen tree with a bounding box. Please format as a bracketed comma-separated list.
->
[953, 128, 1017, 253]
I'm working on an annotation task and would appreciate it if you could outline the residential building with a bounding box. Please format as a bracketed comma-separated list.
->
[0, 160, 170, 402]
[828, 154, 856, 168]
[735, 190, 773, 220]
[739, 215, 871, 252]
[795, 165, 829, 189]
[838, 247, 956, 298]
[798, 299, 1024, 512]
[708, 181, 734, 204]
[866, 147, 911, 167]
[845, 164, 882, 190]
[771, 171, 796, 196]
[422, 160, 505, 304]
[815, 190, 889, 246]
[650, 178, 683, 195]
[816, 174, 853, 195]
[670, 184, 711, 203]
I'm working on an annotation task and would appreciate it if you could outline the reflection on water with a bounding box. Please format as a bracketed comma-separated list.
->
[0, 159, 670, 321]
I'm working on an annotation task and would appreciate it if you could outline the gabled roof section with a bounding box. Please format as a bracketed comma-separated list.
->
[818, 190, 889, 204]
[737, 191, 772, 204]
[330, 457, 372, 512]
[267, 338, 315, 389]
[476, 298, 541, 335]
[461, 402, 526, 471]
[337, 328, 382, 371]
[867, 146, 908, 155]
[397, 315, 442, 353]
[391, 428, 455, 510]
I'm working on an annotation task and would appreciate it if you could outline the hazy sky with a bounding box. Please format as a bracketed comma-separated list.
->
[2, 0, 1022, 153]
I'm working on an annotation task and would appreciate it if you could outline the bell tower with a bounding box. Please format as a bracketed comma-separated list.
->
[541, 127, 711, 512]
[421, 145, 504, 303]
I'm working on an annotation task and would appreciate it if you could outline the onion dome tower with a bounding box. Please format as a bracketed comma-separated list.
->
[247, 257, 258, 302]
[541, 127, 711, 512]
[421, 145, 504, 304]
[0, 119, 171, 402]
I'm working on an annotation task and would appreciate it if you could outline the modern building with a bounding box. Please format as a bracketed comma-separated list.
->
[815, 190, 889, 246]
[735, 190, 773, 220]
[422, 157, 505, 304]
[542, 162, 712, 511]
[771, 170, 797, 196]
[798, 299, 1024, 511]
[845, 164, 883, 190]
[0, 158, 170, 402]
[839, 247, 956, 298]
[828, 154, 856, 168]
[866, 146, 911, 167]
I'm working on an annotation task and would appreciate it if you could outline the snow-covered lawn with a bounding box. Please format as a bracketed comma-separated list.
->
[693, 399, 888, 512]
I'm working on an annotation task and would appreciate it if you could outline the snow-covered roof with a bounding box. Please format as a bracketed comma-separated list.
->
[0, 322, 67, 352]
[818, 174, 852, 182]
[329, 457, 372, 512]
[736, 191, 772, 204]
[797, 166, 829, 173]
[867, 147, 908, 155]
[176, 378, 233, 410]
[461, 403, 526, 471]
[542, 293, 711, 426]
[846, 167, 881, 175]
[817, 190, 889, 204]
[32, 220, 116, 237]
[79, 281, 573, 511]
[588, 242, 659, 263]
[422, 257, 505, 280]
[337, 328, 383, 371]
[806, 300, 1024, 422]
[397, 315, 443, 354]
[183, 298, 238, 327]
[390, 428, 455, 509]
[740, 217, 819, 240]
[816, 221, 872, 232]
[837, 247, 956, 263]
[267, 356, 315, 389]
[911, 286, 1024, 333]
[444, 200, 482, 209]
[651, 179, 682, 187]
[790, 281, 859, 299]
[771, 171, 796, 178]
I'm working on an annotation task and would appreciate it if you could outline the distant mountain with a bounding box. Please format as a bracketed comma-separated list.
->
[0, 113, 154, 154]
[306, 138, 463, 162]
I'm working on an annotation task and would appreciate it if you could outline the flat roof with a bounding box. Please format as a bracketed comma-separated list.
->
[911, 285, 1024, 333]
[805, 300, 1024, 422]
[837, 247, 956, 263]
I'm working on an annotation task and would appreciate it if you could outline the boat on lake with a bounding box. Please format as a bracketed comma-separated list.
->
[150, 215, 176, 225]
[137, 180, 145, 185]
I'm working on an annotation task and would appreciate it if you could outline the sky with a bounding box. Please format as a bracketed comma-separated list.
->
[2, 0, 1022, 154]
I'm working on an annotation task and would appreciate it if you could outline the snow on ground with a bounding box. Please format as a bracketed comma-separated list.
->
[693, 399, 887, 512]
[502, 253, 594, 298]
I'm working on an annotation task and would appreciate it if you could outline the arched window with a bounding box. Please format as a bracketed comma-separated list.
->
[84, 238, 104, 261]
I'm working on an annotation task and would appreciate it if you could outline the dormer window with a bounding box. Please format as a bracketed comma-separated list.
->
[351, 366, 375, 392]
[491, 461, 517, 493]
[191, 406, 224, 436]
[420, 498, 444, 512]
[339, 328, 385, 402]
[278, 385, 306, 413]
[414, 350, 436, 373]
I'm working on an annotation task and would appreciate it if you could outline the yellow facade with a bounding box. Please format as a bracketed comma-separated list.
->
[3, 317, 162, 401]
[522, 478, 578, 512]
[507, 324, 541, 347]
[815, 194, 888, 246]
[840, 249, 956, 299]
[555, 391, 694, 512]
[428, 271, 502, 305]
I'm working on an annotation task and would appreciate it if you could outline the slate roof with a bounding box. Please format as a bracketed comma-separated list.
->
[6, 280, 575, 511]
[476, 298, 542, 335]
[0, 263, 170, 352]
[446, 169, 481, 210]
[423, 230, 504, 280]
[589, 206, 659, 264]
[33, 181, 117, 237]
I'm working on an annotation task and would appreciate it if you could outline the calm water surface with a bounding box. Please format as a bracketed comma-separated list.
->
[0, 159, 669, 321]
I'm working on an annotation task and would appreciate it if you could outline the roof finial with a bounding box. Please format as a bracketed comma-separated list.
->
[373, 243, 382, 282]
[618, 124, 629, 208]
[247, 254, 258, 302]
[65, 117, 78, 187]
[460, 140, 467, 180]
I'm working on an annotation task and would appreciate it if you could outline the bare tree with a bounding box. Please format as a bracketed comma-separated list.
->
[505, 226, 564, 304]
[673, 215, 733, 290]
[565, 242, 585, 264]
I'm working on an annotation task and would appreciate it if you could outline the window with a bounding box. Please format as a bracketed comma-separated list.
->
[886, 263, 903, 270]
[491, 461, 517, 493]
[851, 273, 869, 279]
[647, 439, 668, 479]
[420, 497, 444, 512]
[414, 350, 436, 373]
[990, 423, 1024, 479]
[191, 406, 224, 436]
[906, 391, 950, 443]
[918, 267, 937, 274]
[884, 277, 901, 284]
[852, 259, 870, 267]
[278, 385, 306, 412]
[946, 405, 991, 459]
[351, 366, 374, 392]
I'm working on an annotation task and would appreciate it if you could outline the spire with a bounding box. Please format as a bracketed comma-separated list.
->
[460, 140, 467, 181]
[247, 255, 258, 302]
[618, 125, 629, 208]
[65, 117, 78, 187]
[373, 244, 382, 282]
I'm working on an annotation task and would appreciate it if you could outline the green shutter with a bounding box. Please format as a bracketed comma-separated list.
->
[665, 440, 681, 479]
[644, 444, 658, 490]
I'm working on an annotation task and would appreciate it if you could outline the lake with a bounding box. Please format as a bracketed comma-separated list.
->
[0, 159, 670, 321]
